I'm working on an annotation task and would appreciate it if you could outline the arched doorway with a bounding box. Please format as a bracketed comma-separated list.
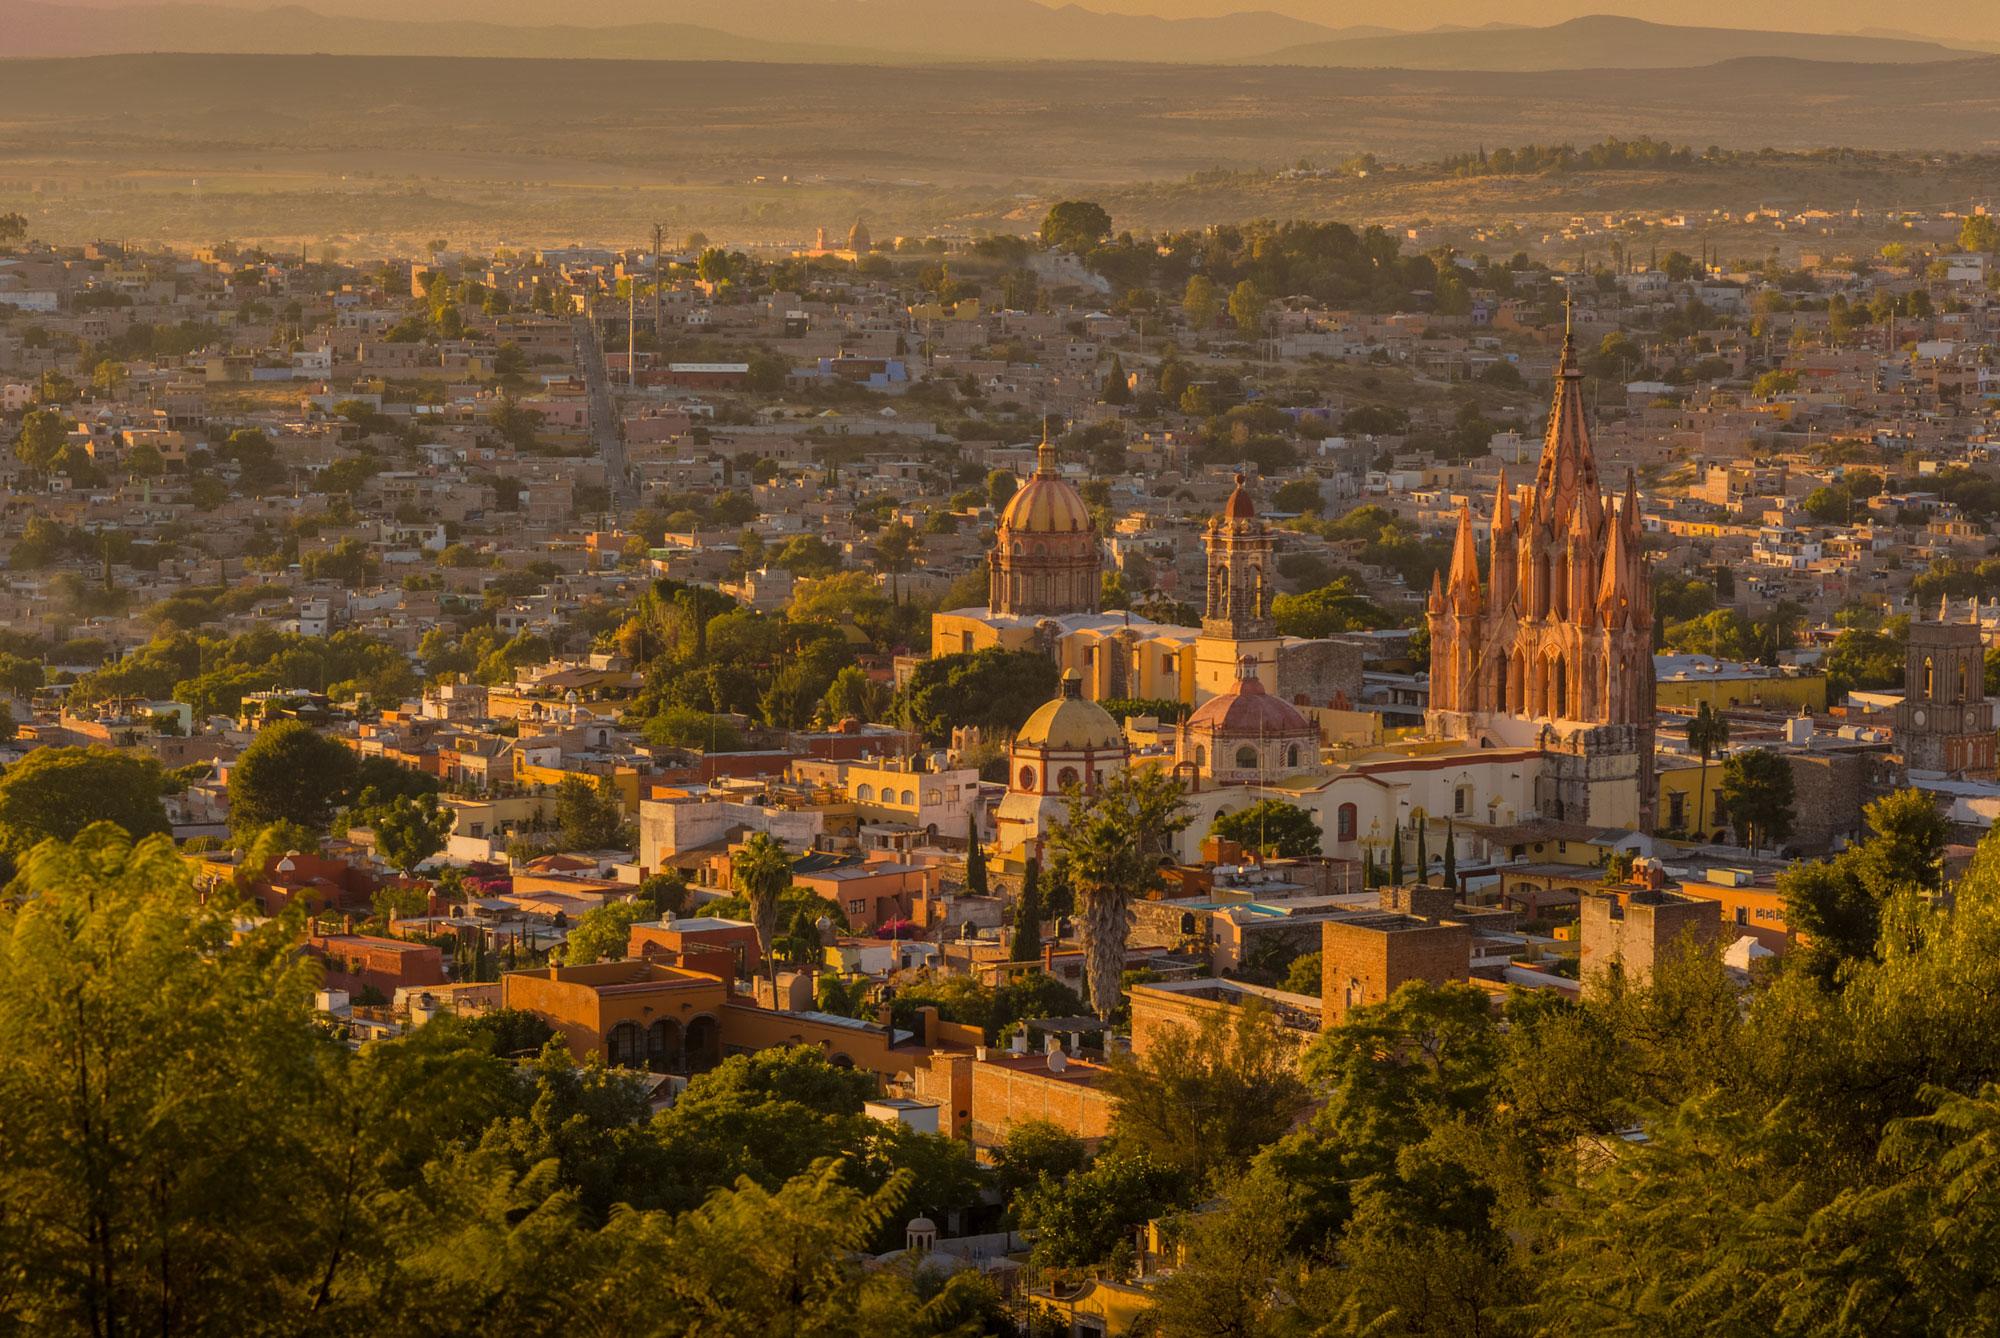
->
[684, 1014, 722, 1073]
[646, 1018, 683, 1074]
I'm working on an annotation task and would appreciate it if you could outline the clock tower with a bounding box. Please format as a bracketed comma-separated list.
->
[1899, 598, 1996, 777]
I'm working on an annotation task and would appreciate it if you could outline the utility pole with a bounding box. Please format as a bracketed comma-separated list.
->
[627, 274, 636, 389]
[653, 221, 665, 340]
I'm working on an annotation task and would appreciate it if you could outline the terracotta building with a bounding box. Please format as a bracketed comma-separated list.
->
[1426, 314, 1656, 828]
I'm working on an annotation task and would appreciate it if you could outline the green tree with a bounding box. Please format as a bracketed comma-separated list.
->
[372, 795, 451, 874]
[1687, 701, 1730, 840]
[1048, 767, 1192, 1018]
[1100, 998, 1310, 1183]
[964, 814, 988, 896]
[1015, 1151, 1181, 1270]
[1100, 353, 1131, 406]
[1281, 950, 1322, 996]
[228, 720, 360, 838]
[1040, 200, 1112, 253]
[991, 1118, 1088, 1203]
[1209, 799, 1322, 858]
[13, 406, 68, 479]
[554, 774, 627, 851]
[561, 900, 650, 965]
[1719, 748, 1795, 853]
[1227, 279, 1269, 332]
[1182, 275, 1222, 331]
[0, 826, 324, 1333]
[1012, 857, 1044, 962]
[0, 746, 170, 862]
[732, 831, 795, 982]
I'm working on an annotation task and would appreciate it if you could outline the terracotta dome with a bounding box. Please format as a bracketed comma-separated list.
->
[1186, 657, 1311, 738]
[1221, 472, 1256, 521]
[1016, 670, 1123, 751]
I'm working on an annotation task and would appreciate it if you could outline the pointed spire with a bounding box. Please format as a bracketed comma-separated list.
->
[1036, 419, 1057, 477]
[1941, 593, 1952, 624]
[1560, 285, 1576, 372]
[1598, 500, 1630, 625]
[1428, 568, 1444, 616]
[1623, 469, 1642, 539]
[1533, 286, 1597, 535]
[1449, 500, 1480, 613]
[1493, 467, 1513, 534]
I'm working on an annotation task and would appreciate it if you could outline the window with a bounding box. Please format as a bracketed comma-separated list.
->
[848, 899, 865, 916]
[857, 784, 874, 801]
[1337, 803, 1358, 842]
[900, 790, 915, 806]
[1454, 786, 1472, 816]
[1194, 746, 1206, 768]
[606, 1021, 644, 1069]
[1018, 766, 1037, 791]
[1925, 656, 1935, 698]
[1286, 744, 1300, 768]
[1234, 745, 1258, 769]
[1057, 767, 1080, 789]
[925, 789, 942, 805]
[1668, 792, 1685, 829]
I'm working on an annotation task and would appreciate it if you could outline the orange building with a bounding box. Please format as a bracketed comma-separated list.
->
[794, 858, 940, 930]
[501, 957, 949, 1079]
[306, 933, 446, 1000]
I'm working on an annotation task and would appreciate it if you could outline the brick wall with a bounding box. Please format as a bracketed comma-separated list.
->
[1320, 916, 1470, 1026]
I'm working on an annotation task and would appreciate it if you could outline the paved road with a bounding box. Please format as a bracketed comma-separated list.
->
[572, 314, 636, 514]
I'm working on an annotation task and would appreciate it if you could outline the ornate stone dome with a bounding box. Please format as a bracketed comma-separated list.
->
[1015, 670, 1123, 752]
[999, 443, 1094, 535]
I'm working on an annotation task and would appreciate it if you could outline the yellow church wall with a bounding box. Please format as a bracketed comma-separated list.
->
[1655, 672, 1826, 714]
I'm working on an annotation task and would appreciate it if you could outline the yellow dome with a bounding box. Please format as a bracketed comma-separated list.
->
[1015, 671, 1123, 751]
[999, 473, 1094, 535]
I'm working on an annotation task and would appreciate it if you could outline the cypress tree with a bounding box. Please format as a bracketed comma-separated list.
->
[1443, 819, 1457, 896]
[1011, 857, 1043, 962]
[1365, 847, 1378, 888]
[1389, 818, 1405, 886]
[965, 814, 988, 897]
[1416, 820, 1429, 878]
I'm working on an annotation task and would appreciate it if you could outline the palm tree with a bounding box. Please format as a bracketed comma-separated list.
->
[1688, 702, 1731, 841]
[732, 831, 795, 981]
[1048, 769, 1191, 1020]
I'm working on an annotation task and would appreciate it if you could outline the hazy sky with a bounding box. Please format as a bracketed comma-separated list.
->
[44, 0, 2000, 42]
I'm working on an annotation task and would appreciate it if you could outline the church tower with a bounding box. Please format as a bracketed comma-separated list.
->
[1426, 307, 1657, 828]
[1899, 598, 1996, 777]
[1194, 474, 1283, 702]
[988, 431, 1101, 619]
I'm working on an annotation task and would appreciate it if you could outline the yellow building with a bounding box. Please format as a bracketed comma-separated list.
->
[1656, 754, 1728, 841]
[1654, 655, 1827, 713]
[512, 758, 644, 815]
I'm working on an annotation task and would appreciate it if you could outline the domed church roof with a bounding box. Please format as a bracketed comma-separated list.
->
[998, 434, 1094, 536]
[1015, 670, 1124, 752]
[1185, 657, 1313, 738]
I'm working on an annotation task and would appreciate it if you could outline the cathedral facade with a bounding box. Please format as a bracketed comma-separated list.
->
[1426, 327, 1657, 828]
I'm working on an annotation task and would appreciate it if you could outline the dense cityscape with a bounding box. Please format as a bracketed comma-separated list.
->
[8, 3, 2000, 1335]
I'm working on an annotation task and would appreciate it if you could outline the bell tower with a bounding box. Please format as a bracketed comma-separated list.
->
[1194, 474, 1282, 702]
[1899, 597, 1996, 777]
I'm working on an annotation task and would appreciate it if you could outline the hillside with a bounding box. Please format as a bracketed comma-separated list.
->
[2, 53, 1999, 246]
[3, 0, 1344, 63]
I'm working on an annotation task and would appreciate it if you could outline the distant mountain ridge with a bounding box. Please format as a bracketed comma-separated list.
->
[4, 2, 1987, 67]
[1252, 14, 1979, 70]
[3, 0, 1345, 62]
